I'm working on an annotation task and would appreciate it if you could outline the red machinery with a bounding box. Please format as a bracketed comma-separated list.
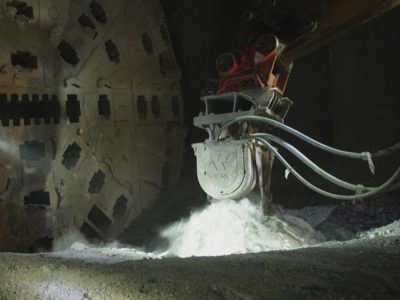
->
[204, 34, 292, 96]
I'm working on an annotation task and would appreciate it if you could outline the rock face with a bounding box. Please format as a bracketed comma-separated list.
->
[0, 0, 185, 251]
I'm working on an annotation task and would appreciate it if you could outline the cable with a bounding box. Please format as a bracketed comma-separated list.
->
[373, 142, 400, 158]
[217, 115, 400, 174]
[253, 137, 400, 200]
[251, 133, 374, 192]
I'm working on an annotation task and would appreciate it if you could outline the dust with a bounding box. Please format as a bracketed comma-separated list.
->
[51, 199, 400, 262]
[51, 199, 327, 262]
[52, 230, 91, 252]
[157, 199, 324, 257]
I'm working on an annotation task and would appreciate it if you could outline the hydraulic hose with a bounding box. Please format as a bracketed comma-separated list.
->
[253, 137, 400, 200]
[251, 133, 374, 192]
[373, 142, 400, 158]
[218, 115, 400, 174]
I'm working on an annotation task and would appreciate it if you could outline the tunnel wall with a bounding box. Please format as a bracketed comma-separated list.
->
[281, 7, 400, 206]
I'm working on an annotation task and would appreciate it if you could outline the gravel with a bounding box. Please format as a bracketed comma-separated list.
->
[0, 198, 399, 299]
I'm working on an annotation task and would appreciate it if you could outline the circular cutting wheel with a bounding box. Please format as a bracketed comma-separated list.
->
[0, 0, 185, 251]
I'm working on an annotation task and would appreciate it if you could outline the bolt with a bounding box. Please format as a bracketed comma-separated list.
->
[243, 10, 254, 22]
[48, 7, 59, 20]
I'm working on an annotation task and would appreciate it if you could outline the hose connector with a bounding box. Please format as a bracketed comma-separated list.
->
[361, 152, 375, 175]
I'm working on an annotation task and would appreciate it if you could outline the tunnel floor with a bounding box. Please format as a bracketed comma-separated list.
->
[0, 196, 400, 300]
[0, 236, 399, 299]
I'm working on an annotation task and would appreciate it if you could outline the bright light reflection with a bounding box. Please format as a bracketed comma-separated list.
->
[53, 199, 325, 261]
[159, 199, 322, 258]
